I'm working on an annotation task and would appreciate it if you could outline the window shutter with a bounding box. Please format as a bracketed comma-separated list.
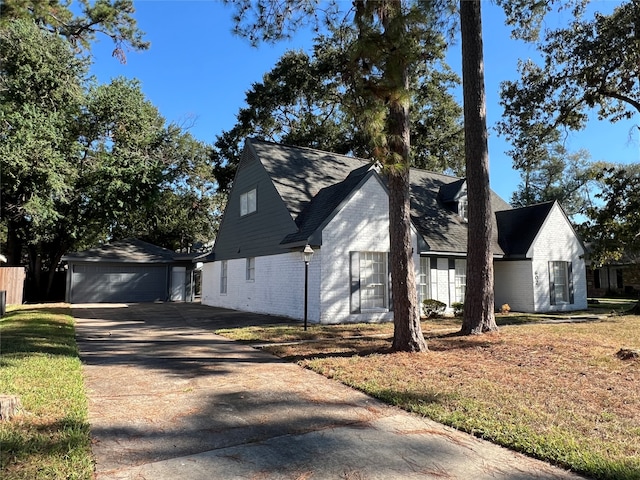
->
[549, 262, 556, 306]
[568, 262, 574, 304]
[350, 252, 360, 314]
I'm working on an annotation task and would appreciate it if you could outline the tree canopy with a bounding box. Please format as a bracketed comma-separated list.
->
[1, 19, 219, 299]
[0, 0, 149, 61]
[212, 28, 464, 191]
[498, 1, 639, 197]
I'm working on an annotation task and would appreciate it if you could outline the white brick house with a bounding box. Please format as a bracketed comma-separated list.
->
[201, 139, 587, 323]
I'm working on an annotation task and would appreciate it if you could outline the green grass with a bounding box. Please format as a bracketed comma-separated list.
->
[217, 313, 640, 480]
[0, 305, 93, 480]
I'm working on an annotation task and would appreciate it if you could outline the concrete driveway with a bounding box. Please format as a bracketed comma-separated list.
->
[73, 302, 586, 480]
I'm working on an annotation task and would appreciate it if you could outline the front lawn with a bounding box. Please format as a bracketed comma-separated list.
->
[217, 312, 640, 480]
[0, 305, 93, 480]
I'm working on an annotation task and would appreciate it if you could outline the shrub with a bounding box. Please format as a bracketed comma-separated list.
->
[451, 302, 464, 317]
[501, 303, 511, 314]
[422, 299, 447, 318]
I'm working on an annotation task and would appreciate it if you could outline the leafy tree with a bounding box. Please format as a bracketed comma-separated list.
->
[582, 165, 640, 313]
[0, 0, 149, 61]
[510, 142, 599, 218]
[112, 126, 223, 251]
[584, 165, 640, 265]
[212, 32, 464, 191]
[1, 21, 217, 299]
[0, 19, 87, 285]
[498, 1, 640, 181]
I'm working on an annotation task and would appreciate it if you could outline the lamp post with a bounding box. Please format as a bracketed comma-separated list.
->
[302, 244, 314, 331]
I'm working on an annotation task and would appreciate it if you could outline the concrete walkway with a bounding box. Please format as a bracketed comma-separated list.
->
[73, 303, 587, 480]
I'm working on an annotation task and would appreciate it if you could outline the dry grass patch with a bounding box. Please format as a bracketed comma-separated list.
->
[219, 314, 640, 480]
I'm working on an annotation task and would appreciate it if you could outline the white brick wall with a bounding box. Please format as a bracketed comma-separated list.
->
[201, 251, 321, 321]
[530, 203, 587, 312]
[494, 260, 535, 312]
[202, 174, 404, 324]
[320, 175, 398, 323]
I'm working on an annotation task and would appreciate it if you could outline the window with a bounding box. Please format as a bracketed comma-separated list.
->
[458, 196, 468, 221]
[454, 259, 466, 303]
[220, 260, 227, 294]
[549, 261, 574, 305]
[593, 269, 601, 289]
[616, 269, 624, 289]
[240, 188, 256, 216]
[246, 257, 255, 281]
[359, 252, 388, 310]
[418, 257, 430, 304]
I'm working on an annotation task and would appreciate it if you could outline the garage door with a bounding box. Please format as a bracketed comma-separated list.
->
[70, 264, 168, 303]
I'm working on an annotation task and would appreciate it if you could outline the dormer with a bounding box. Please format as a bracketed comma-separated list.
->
[438, 179, 468, 221]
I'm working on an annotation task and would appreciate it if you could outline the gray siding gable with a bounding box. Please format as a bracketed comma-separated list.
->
[211, 141, 298, 261]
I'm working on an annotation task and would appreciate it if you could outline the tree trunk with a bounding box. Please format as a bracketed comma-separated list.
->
[386, 12, 427, 352]
[389, 166, 428, 352]
[459, 0, 498, 335]
[6, 221, 23, 266]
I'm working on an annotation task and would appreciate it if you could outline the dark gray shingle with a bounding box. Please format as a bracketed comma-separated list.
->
[63, 238, 178, 263]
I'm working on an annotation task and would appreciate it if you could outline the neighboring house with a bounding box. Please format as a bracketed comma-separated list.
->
[63, 238, 200, 303]
[586, 250, 640, 298]
[201, 139, 587, 323]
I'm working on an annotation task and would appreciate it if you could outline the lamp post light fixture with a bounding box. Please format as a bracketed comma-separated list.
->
[302, 244, 314, 331]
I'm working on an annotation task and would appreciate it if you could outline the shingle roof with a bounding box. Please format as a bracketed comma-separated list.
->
[251, 139, 369, 219]
[410, 169, 510, 255]
[438, 178, 466, 202]
[62, 238, 179, 263]
[281, 162, 378, 245]
[248, 139, 513, 255]
[495, 201, 555, 256]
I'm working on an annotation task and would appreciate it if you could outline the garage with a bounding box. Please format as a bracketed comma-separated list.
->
[64, 238, 199, 304]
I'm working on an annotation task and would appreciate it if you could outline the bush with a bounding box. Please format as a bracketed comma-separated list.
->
[422, 299, 447, 318]
[451, 302, 464, 317]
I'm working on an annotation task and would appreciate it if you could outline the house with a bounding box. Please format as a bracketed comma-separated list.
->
[585, 248, 640, 298]
[63, 238, 201, 303]
[200, 139, 587, 323]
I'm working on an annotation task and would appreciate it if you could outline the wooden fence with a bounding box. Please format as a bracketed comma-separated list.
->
[0, 267, 26, 305]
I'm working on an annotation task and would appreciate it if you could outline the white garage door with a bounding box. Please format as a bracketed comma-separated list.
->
[70, 264, 168, 303]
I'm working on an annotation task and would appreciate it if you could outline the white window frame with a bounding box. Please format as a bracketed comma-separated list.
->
[240, 188, 257, 216]
[359, 251, 388, 311]
[458, 196, 468, 221]
[220, 260, 227, 294]
[246, 257, 255, 282]
[550, 261, 569, 304]
[454, 259, 466, 303]
[418, 257, 430, 305]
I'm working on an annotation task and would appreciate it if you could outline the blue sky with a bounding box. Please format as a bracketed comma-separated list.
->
[87, 0, 638, 202]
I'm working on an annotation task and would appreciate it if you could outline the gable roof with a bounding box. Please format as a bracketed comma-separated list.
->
[495, 201, 555, 257]
[410, 169, 510, 255]
[250, 139, 369, 220]
[281, 162, 380, 246]
[438, 178, 466, 203]
[62, 238, 179, 263]
[247, 139, 511, 255]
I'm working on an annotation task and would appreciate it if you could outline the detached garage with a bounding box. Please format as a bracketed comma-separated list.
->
[63, 238, 199, 304]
